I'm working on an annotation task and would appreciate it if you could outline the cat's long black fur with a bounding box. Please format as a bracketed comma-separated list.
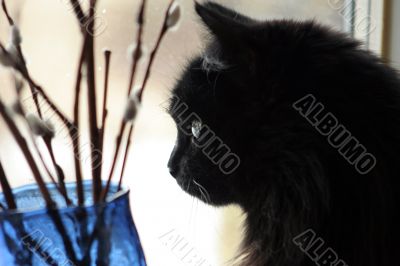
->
[167, 2, 400, 266]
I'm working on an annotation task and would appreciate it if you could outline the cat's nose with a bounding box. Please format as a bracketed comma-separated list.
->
[168, 145, 180, 178]
[168, 156, 179, 178]
[168, 165, 179, 178]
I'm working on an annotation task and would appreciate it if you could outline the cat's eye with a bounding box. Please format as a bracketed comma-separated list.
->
[191, 120, 202, 139]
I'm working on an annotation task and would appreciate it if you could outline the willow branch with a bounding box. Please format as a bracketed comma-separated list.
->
[15, 96, 71, 205]
[118, 0, 174, 189]
[16, 52, 68, 200]
[127, 0, 146, 96]
[2, 0, 71, 203]
[100, 0, 147, 201]
[102, 0, 173, 199]
[72, 35, 90, 206]
[69, 0, 87, 26]
[44, 140, 69, 203]
[1, 97, 76, 262]
[0, 5, 76, 259]
[99, 50, 112, 162]
[0, 160, 17, 210]
[27, 133, 72, 205]
[100, 122, 126, 200]
[85, 0, 102, 203]
[0, 43, 85, 204]
[137, 0, 173, 101]
[117, 125, 133, 190]
[1, 0, 13, 25]
[17, 53, 43, 119]
[2, 0, 43, 118]
[0, 99, 54, 208]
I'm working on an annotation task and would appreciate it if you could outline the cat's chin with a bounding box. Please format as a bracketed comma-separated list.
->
[175, 177, 234, 207]
[175, 177, 211, 203]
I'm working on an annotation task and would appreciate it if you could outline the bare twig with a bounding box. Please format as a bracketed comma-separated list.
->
[27, 132, 72, 205]
[85, 0, 102, 203]
[69, 0, 87, 26]
[16, 50, 44, 118]
[2, 0, 42, 118]
[100, 0, 147, 201]
[127, 0, 146, 96]
[0, 41, 76, 204]
[16, 109, 71, 204]
[2, 97, 76, 263]
[0, 45, 74, 129]
[2, 0, 70, 204]
[102, 0, 174, 199]
[0, 5, 78, 261]
[1, 0, 13, 25]
[116, 127, 134, 191]
[99, 50, 112, 167]
[3, 98, 77, 266]
[118, 125, 133, 190]
[0, 99, 54, 208]
[0, 159, 17, 210]
[100, 122, 127, 200]
[72, 35, 90, 206]
[138, 0, 174, 101]
[44, 140, 69, 203]
[16, 52, 68, 201]
[118, 0, 175, 189]
[0, 42, 87, 203]
[15, 98, 72, 205]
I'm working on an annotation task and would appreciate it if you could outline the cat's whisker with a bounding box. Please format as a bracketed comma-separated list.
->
[186, 178, 192, 192]
[189, 195, 195, 226]
[199, 186, 209, 204]
[193, 180, 211, 204]
[190, 197, 199, 236]
[187, 178, 194, 225]
[199, 189, 207, 203]
[193, 180, 207, 203]
[195, 198, 199, 233]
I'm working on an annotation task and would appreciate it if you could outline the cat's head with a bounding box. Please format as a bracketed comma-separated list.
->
[167, 2, 270, 206]
[167, 2, 347, 206]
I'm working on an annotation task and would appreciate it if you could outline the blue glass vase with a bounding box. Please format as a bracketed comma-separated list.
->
[0, 181, 147, 266]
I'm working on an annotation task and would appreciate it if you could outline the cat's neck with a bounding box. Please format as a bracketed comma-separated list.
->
[234, 184, 316, 266]
[236, 210, 306, 266]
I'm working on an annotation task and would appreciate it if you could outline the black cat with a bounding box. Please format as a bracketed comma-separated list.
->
[168, 2, 400, 266]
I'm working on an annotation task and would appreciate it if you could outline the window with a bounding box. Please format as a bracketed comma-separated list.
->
[0, 1, 391, 265]
[352, 0, 385, 53]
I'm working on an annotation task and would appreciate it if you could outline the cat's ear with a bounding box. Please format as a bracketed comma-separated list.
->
[195, 2, 258, 72]
[195, 2, 254, 43]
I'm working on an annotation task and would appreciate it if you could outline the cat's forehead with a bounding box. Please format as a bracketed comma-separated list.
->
[168, 67, 216, 123]
[167, 93, 213, 127]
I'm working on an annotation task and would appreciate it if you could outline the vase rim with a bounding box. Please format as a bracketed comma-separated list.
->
[0, 181, 129, 217]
